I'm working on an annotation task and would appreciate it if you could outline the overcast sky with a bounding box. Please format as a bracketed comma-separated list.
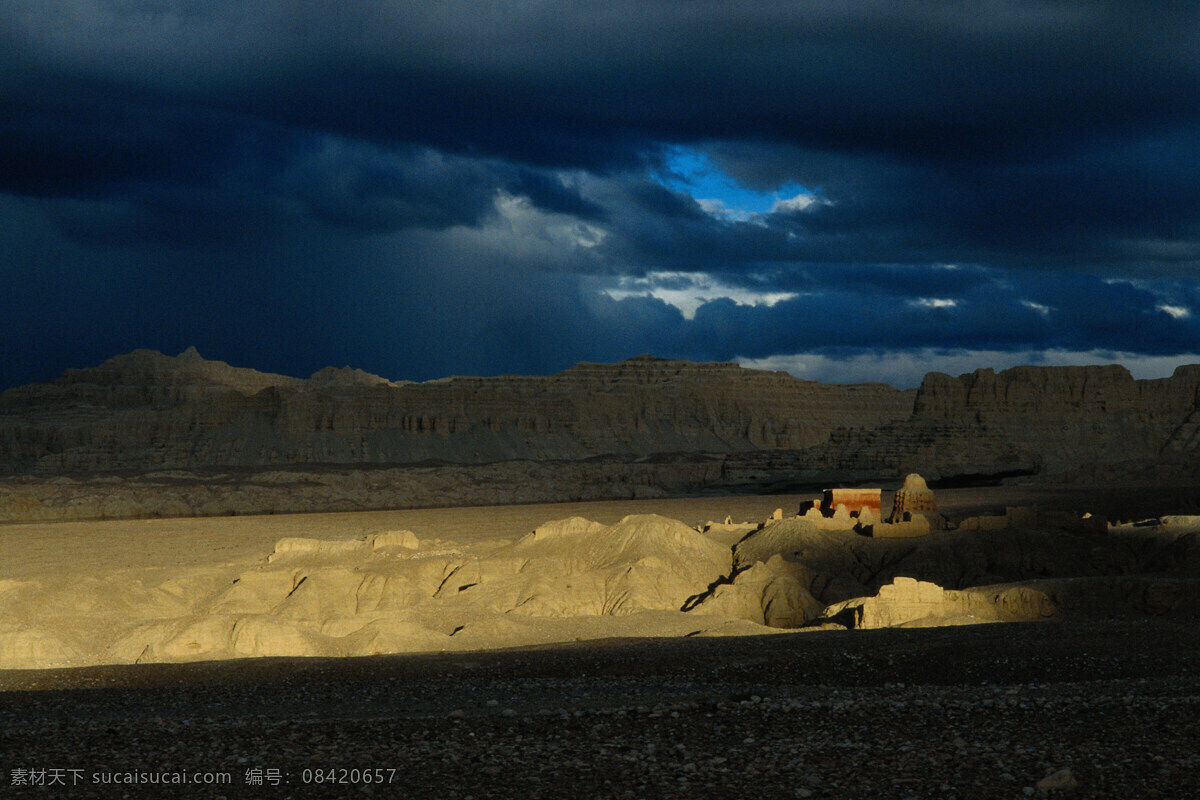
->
[3, 1, 1200, 389]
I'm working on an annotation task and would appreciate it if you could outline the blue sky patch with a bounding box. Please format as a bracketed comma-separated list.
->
[657, 147, 811, 219]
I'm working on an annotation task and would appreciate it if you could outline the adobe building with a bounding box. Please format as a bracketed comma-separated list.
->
[889, 474, 937, 522]
[818, 488, 882, 517]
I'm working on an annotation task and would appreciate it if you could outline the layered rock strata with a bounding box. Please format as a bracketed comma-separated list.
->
[805, 364, 1200, 485]
[0, 349, 912, 475]
[4, 352, 1200, 524]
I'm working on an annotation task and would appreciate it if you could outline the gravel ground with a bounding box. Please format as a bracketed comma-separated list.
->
[2, 620, 1198, 799]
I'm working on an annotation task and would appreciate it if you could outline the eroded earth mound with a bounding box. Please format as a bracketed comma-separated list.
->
[3, 502, 1199, 670]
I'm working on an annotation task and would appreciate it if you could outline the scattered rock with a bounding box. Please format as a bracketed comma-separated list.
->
[1036, 767, 1078, 795]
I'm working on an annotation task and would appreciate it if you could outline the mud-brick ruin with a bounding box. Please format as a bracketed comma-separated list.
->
[798, 474, 943, 538]
[820, 488, 881, 517]
[889, 473, 938, 522]
[799, 473, 1107, 541]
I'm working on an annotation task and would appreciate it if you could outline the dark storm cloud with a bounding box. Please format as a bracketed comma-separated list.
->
[8, 1, 1198, 170]
[2, 1, 1200, 390]
[703, 128, 1200, 275]
[12, 118, 601, 247]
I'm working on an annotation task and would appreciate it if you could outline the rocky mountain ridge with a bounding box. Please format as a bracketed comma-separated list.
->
[3, 351, 1200, 522]
[0, 349, 912, 475]
[810, 364, 1200, 485]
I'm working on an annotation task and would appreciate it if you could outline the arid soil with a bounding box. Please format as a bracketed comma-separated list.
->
[2, 620, 1196, 799]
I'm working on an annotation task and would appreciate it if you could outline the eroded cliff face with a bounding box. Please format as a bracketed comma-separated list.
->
[0, 349, 913, 474]
[5, 351, 1200, 501]
[806, 364, 1200, 484]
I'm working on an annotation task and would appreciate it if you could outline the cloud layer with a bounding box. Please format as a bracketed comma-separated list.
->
[3, 2, 1199, 388]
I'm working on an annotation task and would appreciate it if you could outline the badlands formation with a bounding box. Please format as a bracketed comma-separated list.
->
[0, 348, 910, 472]
[3, 348, 1200, 522]
[1, 350, 1199, 671]
[0, 348, 913, 522]
[3, 479, 1199, 670]
[4, 353, 1200, 798]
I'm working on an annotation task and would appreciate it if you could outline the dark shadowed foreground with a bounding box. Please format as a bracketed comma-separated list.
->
[2, 620, 1196, 799]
